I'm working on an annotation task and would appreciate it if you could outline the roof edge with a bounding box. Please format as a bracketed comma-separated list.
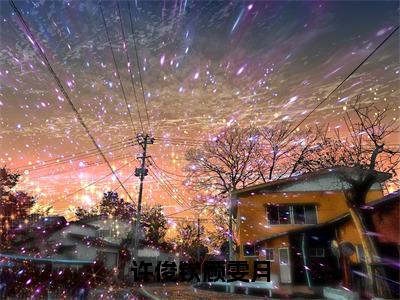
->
[233, 167, 391, 197]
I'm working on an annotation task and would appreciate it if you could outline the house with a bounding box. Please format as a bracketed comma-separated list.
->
[46, 216, 124, 270]
[232, 167, 398, 292]
[10, 214, 177, 277]
[11, 215, 131, 271]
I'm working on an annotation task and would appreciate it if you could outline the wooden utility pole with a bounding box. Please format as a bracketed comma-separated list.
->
[133, 133, 154, 260]
[197, 216, 201, 262]
[228, 191, 235, 261]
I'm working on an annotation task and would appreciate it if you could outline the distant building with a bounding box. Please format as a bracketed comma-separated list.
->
[10, 214, 177, 276]
[232, 167, 399, 295]
[11, 215, 130, 270]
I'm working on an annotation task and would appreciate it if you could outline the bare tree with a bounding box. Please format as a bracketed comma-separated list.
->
[256, 122, 319, 180]
[256, 122, 296, 181]
[173, 221, 207, 260]
[298, 97, 399, 298]
[185, 125, 261, 259]
[185, 125, 261, 194]
[206, 206, 235, 256]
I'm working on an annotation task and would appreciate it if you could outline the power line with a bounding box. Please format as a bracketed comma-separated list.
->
[16, 136, 203, 175]
[13, 138, 136, 170]
[154, 136, 207, 144]
[287, 25, 399, 138]
[62, 160, 134, 200]
[148, 167, 185, 205]
[147, 162, 189, 205]
[165, 205, 212, 217]
[9, 0, 135, 202]
[147, 167, 188, 207]
[165, 207, 194, 217]
[19, 143, 135, 174]
[45, 160, 136, 211]
[148, 156, 187, 179]
[17, 142, 136, 173]
[154, 139, 205, 147]
[127, 0, 151, 130]
[27, 152, 137, 179]
[99, 0, 137, 134]
[116, 1, 144, 133]
[114, 169, 137, 192]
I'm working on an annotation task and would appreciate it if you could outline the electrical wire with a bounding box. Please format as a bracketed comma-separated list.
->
[127, 0, 151, 130]
[148, 170, 184, 206]
[114, 169, 137, 192]
[147, 162, 189, 205]
[62, 159, 134, 200]
[17, 142, 137, 173]
[27, 152, 137, 179]
[154, 136, 207, 144]
[148, 156, 187, 179]
[99, 0, 137, 134]
[9, 0, 135, 202]
[287, 25, 399, 138]
[147, 167, 189, 207]
[13, 138, 136, 170]
[116, 1, 144, 133]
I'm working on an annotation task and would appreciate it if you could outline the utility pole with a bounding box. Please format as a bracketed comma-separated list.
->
[228, 191, 236, 261]
[133, 133, 154, 260]
[197, 216, 200, 262]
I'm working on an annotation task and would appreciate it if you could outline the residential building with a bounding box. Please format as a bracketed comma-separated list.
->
[11, 215, 131, 270]
[10, 214, 177, 276]
[232, 167, 398, 296]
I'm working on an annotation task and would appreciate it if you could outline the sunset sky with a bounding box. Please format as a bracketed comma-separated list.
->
[0, 1, 399, 218]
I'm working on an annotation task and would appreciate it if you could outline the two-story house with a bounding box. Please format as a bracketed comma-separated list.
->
[12, 214, 177, 276]
[232, 167, 394, 287]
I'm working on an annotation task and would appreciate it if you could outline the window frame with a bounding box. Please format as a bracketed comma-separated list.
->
[264, 248, 275, 261]
[98, 228, 111, 238]
[303, 204, 318, 225]
[266, 204, 318, 225]
[309, 247, 325, 258]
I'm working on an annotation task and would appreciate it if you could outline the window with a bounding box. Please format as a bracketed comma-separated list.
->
[266, 204, 317, 225]
[264, 248, 274, 261]
[267, 205, 279, 225]
[309, 248, 325, 257]
[304, 205, 317, 224]
[267, 204, 290, 224]
[243, 244, 255, 256]
[278, 205, 291, 224]
[98, 228, 111, 238]
[293, 205, 306, 224]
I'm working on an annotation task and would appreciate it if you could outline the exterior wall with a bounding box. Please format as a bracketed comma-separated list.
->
[47, 224, 98, 261]
[371, 201, 399, 244]
[256, 235, 289, 282]
[336, 220, 361, 263]
[47, 223, 119, 269]
[336, 199, 399, 263]
[237, 189, 383, 248]
[88, 218, 131, 244]
[235, 178, 387, 285]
